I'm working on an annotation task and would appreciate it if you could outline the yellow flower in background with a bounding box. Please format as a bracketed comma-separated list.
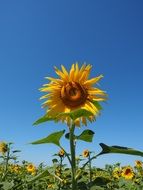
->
[26, 164, 36, 174]
[58, 149, 65, 157]
[48, 184, 53, 189]
[121, 166, 134, 180]
[135, 160, 142, 168]
[0, 141, 8, 154]
[82, 149, 89, 158]
[112, 167, 121, 179]
[10, 164, 21, 173]
[40, 63, 107, 126]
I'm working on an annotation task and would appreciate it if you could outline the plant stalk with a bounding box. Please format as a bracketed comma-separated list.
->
[69, 123, 77, 190]
[88, 153, 92, 184]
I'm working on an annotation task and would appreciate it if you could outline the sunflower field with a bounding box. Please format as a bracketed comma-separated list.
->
[1, 64, 143, 190]
[0, 142, 143, 190]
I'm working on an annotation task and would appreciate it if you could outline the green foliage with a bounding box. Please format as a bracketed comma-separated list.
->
[57, 109, 93, 121]
[33, 109, 93, 126]
[27, 169, 50, 183]
[33, 115, 54, 125]
[31, 130, 65, 146]
[65, 130, 95, 143]
[77, 130, 95, 142]
[98, 143, 143, 157]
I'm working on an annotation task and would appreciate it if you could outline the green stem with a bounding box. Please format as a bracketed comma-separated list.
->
[75, 155, 97, 180]
[2, 144, 10, 180]
[59, 145, 72, 166]
[69, 123, 77, 190]
[88, 154, 92, 184]
[58, 156, 63, 190]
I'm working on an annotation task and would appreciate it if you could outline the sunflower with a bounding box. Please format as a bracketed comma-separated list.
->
[0, 141, 8, 154]
[26, 164, 36, 174]
[47, 184, 54, 189]
[40, 63, 107, 126]
[10, 164, 21, 173]
[121, 166, 134, 180]
[58, 149, 65, 157]
[82, 149, 90, 158]
[135, 160, 142, 168]
[112, 167, 121, 179]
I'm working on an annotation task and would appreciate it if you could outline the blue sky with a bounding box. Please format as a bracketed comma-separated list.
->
[0, 0, 143, 167]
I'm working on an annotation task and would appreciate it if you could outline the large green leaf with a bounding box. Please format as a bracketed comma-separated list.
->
[98, 143, 143, 157]
[33, 115, 54, 125]
[31, 130, 65, 146]
[65, 129, 95, 142]
[77, 130, 95, 142]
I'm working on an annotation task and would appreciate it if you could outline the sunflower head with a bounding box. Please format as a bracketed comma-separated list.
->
[40, 63, 107, 127]
[82, 149, 90, 158]
[0, 141, 8, 154]
[48, 184, 53, 188]
[26, 164, 36, 174]
[135, 160, 142, 168]
[58, 149, 65, 157]
[121, 166, 134, 180]
[112, 167, 121, 179]
[10, 164, 21, 173]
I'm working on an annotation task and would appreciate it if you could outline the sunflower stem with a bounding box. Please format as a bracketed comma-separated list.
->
[88, 153, 92, 185]
[69, 123, 77, 190]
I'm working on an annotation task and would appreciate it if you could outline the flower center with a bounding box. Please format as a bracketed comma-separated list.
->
[125, 169, 131, 175]
[61, 82, 87, 107]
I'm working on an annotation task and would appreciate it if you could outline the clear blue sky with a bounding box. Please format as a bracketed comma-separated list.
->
[0, 0, 143, 167]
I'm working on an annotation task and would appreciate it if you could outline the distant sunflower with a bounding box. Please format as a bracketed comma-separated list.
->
[121, 166, 134, 180]
[40, 63, 107, 126]
[135, 160, 142, 168]
[58, 149, 65, 157]
[26, 164, 36, 175]
[112, 167, 121, 179]
[0, 142, 8, 154]
[82, 149, 90, 158]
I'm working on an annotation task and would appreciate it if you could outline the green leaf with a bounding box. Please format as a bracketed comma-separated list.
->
[33, 108, 93, 126]
[27, 169, 50, 183]
[57, 109, 93, 121]
[65, 130, 95, 142]
[65, 133, 76, 140]
[33, 115, 54, 125]
[1, 181, 14, 190]
[98, 143, 143, 157]
[12, 150, 21, 153]
[52, 158, 58, 163]
[90, 186, 104, 190]
[90, 177, 111, 189]
[77, 130, 95, 142]
[31, 130, 65, 146]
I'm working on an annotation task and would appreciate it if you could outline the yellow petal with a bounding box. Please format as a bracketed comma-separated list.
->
[54, 66, 68, 81]
[82, 117, 87, 126]
[83, 102, 96, 115]
[88, 88, 106, 96]
[69, 64, 75, 81]
[45, 77, 64, 85]
[79, 64, 92, 83]
[93, 97, 106, 101]
[84, 75, 103, 86]
[73, 62, 79, 81]
[61, 65, 69, 81]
